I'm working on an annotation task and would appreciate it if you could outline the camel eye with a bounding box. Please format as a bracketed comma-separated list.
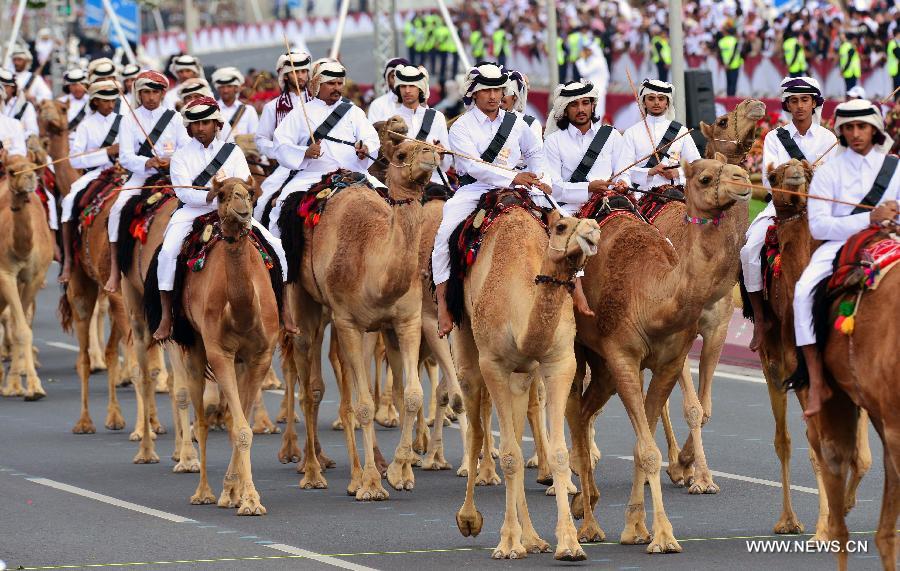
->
[718, 119, 727, 128]
[555, 223, 567, 234]
[397, 152, 406, 161]
[700, 175, 712, 184]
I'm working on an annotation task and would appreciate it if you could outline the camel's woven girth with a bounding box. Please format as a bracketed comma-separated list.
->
[636, 184, 685, 224]
[578, 190, 647, 229]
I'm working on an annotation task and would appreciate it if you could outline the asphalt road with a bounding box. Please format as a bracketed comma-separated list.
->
[0, 264, 890, 571]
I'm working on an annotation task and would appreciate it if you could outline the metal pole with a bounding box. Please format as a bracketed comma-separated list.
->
[249, 0, 263, 24]
[183, 0, 196, 53]
[668, 0, 686, 124]
[152, 8, 165, 33]
[389, 0, 398, 56]
[434, 0, 469, 70]
[101, 0, 137, 63]
[330, 0, 350, 60]
[546, 0, 558, 93]
[4, 0, 28, 67]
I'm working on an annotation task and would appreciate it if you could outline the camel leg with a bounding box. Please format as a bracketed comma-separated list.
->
[67, 276, 99, 433]
[88, 295, 108, 372]
[422, 323, 460, 470]
[385, 317, 424, 491]
[765, 372, 804, 534]
[333, 330, 364, 493]
[424, 355, 439, 426]
[332, 329, 354, 431]
[146, 344, 167, 433]
[212, 349, 269, 515]
[512, 377, 551, 555]
[17, 279, 47, 400]
[251, 388, 279, 434]
[566, 385, 606, 542]
[660, 400, 685, 485]
[697, 297, 731, 425]
[795, 388, 832, 541]
[527, 378, 553, 487]
[618, 362, 681, 553]
[0, 274, 42, 400]
[183, 351, 214, 505]
[101, 294, 130, 432]
[276, 354, 298, 424]
[277, 345, 301, 464]
[311, 318, 335, 469]
[413, 358, 436, 455]
[673, 362, 717, 494]
[454, 323, 485, 537]
[844, 409, 872, 514]
[333, 318, 389, 501]
[476, 392, 501, 485]
[374, 335, 399, 428]
[168, 350, 198, 472]
[293, 303, 328, 489]
[874, 431, 899, 571]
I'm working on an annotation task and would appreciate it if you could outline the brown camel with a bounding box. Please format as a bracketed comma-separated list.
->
[568, 154, 751, 553]
[654, 98, 766, 491]
[58, 165, 162, 456]
[280, 140, 440, 499]
[368, 116, 409, 183]
[168, 176, 278, 515]
[0, 156, 54, 400]
[807, 226, 899, 570]
[755, 159, 871, 540]
[37, 99, 80, 196]
[452, 202, 600, 560]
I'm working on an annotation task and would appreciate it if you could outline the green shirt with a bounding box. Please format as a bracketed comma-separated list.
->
[718, 35, 742, 70]
[839, 41, 861, 79]
[567, 32, 581, 63]
[783, 37, 807, 73]
[470, 30, 485, 58]
[651, 36, 671, 65]
[888, 39, 899, 77]
[492, 29, 510, 57]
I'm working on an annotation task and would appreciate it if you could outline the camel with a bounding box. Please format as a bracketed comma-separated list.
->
[750, 159, 871, 539]
[806, 223, 899, 570]
[58, 164, 162, 454]
[451, 197, 600, 560]
[154, 176, 278, 515]
[368, 116, 408, 183]
[568, 154, 751, 553]
[653, 98, 766, 491]
[37, 99, 80, 197]
[0, 156, 54, 400]
[279, 139, 440, 499]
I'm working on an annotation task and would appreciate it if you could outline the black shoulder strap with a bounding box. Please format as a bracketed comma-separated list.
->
[852, 155, 899, 214]
[775, 127, 807, 161]
[644, 121, 683, 169]
[481, 111, 518, 164]
[569, 125, 614, 183]
[229, 104, 246, 128]
[192, 143, 237, 187]
[137, 109, 176, 158]
[13, 101, 27, 120]
[523, 114, 535, 126]
[102, 115, 122, 147]
[67, 104, 87, 131]
[23, 73, 35, 90]
[114, 99, 121, 114]
[415, 108, 436, 141]
[308, 101, 352, 145]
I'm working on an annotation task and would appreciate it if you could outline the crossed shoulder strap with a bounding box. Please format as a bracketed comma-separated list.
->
[852, 155, 899, 214]
[775, 128, 807, 162]
[643, 121, 683, 169]
[137, 109, 176, 158]
[192, 143, 237, 187]
[569, 125, 614, 183]
[308, 101, 353, 146]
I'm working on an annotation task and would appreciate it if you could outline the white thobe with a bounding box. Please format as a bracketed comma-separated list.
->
[256, 91, 305, 161]
[3, 97, 38, 139]
[59, 94, 90, 145]
[793, 149, 900, 346]
[218, 99, 260, 142]
[14, 71, 52, 104]
[62, 111, 120, 222]
[366, 91, 401, 124]
[0, 114, 27, 157]
[621, 114, 701, 191]
[393, 104, 452, 184]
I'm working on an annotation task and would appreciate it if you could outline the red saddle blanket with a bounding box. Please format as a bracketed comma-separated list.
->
[578, 190, 646, 228]
[636, 184, 685, 224]
[127, 174, 177, 245]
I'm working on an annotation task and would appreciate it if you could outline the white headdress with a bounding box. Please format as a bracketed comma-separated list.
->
[638, 78, 675, 121]
[88, 58, 118, 83]
[276, 51, 311, 90]
[211, 67, 245, 89]
[309, 59, 346, 98]
[182, 96, 223, 124]
[833, 99, 894, 154]
[169, 54, 202, 77]
[780, 76, 824, 124]
[461, 62, 508, 107]
[10, 45, 32, 63]
[88, 80, 120, 101]
[544, 80, 600, 136]
[504, 70, 528, 113]
[393, 64, 429, 103]
[178, 78, 213, 101]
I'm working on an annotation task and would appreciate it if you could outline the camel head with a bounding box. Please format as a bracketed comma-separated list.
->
[545, 213, 601, 271]
[683, 152, 751, 219]
[206, 176, 258, 239]
[5, 156, 39, 198]
[38, 99, 68, 136]
[700, 99, 766, 163]
[386, 139, 441, 187]
[767, 158, 813, 218]
[374, 115, 409, 161]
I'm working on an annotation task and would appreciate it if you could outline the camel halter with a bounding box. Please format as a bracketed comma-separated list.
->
[388, 141, 438, 194]
[683, 163, 727, 226]
[706, 112, 754, 162]
[538, 217, 590, 290]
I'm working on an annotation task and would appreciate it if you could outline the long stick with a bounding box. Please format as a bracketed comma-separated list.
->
[386, 130, 519, 173]
[812, 88, 900, 167]
[113, 184, 209, 191]
[611, 129, 695, 179]
[626, 69, 660, 165]
[282, 35, 315, 145]
[880, 84, 900, 104]
[728, 180, 876, 210]
[13, 147, 111, 175]
[118, 84, 161, 160]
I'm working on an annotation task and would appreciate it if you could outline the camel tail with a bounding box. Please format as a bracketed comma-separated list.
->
[279, 330, 295, 365]
[58, 287, 73, 334]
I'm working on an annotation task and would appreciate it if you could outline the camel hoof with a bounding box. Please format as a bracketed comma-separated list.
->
[133, 451, 160, 464]
[456, 509, 483, 537]
[72, 420, 96, 434]
[422, 456, 452, 471]
[570, 492, 585, 520]
[536, 474, 553, 486]
[554, 548, 587, 562]
[237, 500, 267, 516]
[173, 459, 200, 473]
[1, 387, 25, 398]
[331, 418, 344, 431]
[190, 492, 216, 505]
[24, 389, 46, 402]
[688, 476, 720, 495]
[492, 546, 527, 560]
[105, 414, 126, 431]
[475, 468, 502, 486]
[773, 518, 804, 535]
[355, 485, 389, 501]
[129, 430, 158, 442]
[300, 474, 328, 490]
[578, 521, 606, 543]
[386, 461, 415, 491]
[153, 424, 167, 435]
[647, 529, 682, 554]
[524, 537, 551, 554]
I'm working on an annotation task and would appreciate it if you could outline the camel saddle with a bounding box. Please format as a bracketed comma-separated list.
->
[422, 182, 454, 204]
[445, 188, 549, 324]
[578, 189, 647, 228]
[812, 224, 900, 342]
[125, 173, 177, 245]
[34, 173, 53, 226]
[636, 184, 685, 224]
[293, 169, 376, 228]
[76, 166, 127, 229]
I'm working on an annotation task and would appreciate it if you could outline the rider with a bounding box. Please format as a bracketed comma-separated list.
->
[211, 66, 259, 142]
[367, 57, 409, 124]
[391, 64, 451, 184]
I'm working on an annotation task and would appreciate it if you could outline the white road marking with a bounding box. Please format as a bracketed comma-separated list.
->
[690, 365, 766, 385]
[265, 543, 378, 570]
[25, 477, 197, 522]
[44, 341, 80, 352]
[616, 456, 818, 494]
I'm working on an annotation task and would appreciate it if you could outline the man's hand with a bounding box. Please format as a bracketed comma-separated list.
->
[511, 171, 541, 187]
[0, 148, 8, 165]
[146, 157, 170, 170]
[588, 179, 612, 194]
[354, 141, 369, 160]
[871, 200, 899, 224]
[536, 182, 552, 195]
[106, 144, 119, 158]
[304, 141, 322, 159]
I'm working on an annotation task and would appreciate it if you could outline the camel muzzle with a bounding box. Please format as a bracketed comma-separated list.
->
[575, 232, 600, 257]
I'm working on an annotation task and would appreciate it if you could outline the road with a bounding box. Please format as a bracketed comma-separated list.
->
[0, 264, 889, 571]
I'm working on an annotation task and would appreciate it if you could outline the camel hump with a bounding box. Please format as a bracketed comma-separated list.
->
[578, 189, 646, 227]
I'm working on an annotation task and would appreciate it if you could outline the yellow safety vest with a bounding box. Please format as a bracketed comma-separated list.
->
[567, 32, 581, 63]
[404, 21, 415, 48]
[783, 37, 807, 73]
[492, 29, 510, 57]
[651, 35, 671, 65]
[718, 35, 742, 70]
[470, 30, 485, 59]
[437, 26, 456, 53]
[839, 42, 861, 79]
[556, 37, 565, 66]
[888, 39, 899, 77]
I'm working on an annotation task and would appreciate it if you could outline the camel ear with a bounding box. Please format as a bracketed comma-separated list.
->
[205, 178, 222, 204]
[699, 121, 713, 138]
[245, 175, 260, 202]
[713, 151, 727, 164]
[546, 209, 562, 228]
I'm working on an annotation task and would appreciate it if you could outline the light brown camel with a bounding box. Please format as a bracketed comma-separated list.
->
[281, 140, 440, 499]
[368, 116, 409, 183]
[755, 159, 871, 540]
[37, 99, 80, 196]
[0, 156, 54, 400]
[807, 226, 899, 571]
[170, 176, 278, 515]
[568, 154, 751, 553]
[452, 202, 600, 560]
[58, 165, 161, 453]
[654, 98, 766, 491]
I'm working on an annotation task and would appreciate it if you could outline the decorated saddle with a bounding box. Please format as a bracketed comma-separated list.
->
[445, 188, 550, 325]
[116, 173, 176, 275]
[636, 184, 685, 224]
[34, 169, 54, 225]
[578, 189, 647, 228]
[812, 224, 900, 341]
[75, 166, 128, 229]
[422, 182, 454, 204]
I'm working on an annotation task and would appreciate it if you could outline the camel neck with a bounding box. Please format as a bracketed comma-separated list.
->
[10, 192, 34, 259]
[223, 237, 258, 327]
